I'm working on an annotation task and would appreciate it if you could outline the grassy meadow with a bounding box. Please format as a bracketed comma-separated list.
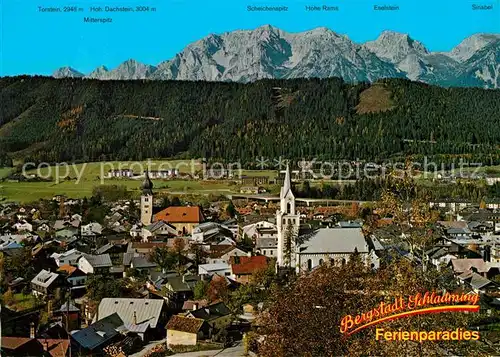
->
[0, 159, 279, 203]
[0, 167, 13, 179]
[0, 179, 236, 203]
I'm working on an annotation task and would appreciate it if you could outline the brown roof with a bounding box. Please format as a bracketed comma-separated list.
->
[376, 218, 394, 227]
[154, 206, 203, 223]
[57, 264, 76, 274]
[314, 206, 337, 214]
[166, 237, 189, 249]
[451, 258, 489, 273]
[230, 256, 269, 275]
[438, 221, 468, 229]
[182, 299, 209, 311]
[258, 208, 276, 215]
[41, 339, 70, 357]
[58, 265, 86, 278]
[209, 245, 236, 259]
[236, 207, 252, 215]
[132, 242, 168, 250]
[1, 337, 32, 350]
[166, 315, 205, 333]
[1, 338, 69, 357]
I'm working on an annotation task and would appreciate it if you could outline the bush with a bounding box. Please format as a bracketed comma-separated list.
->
[169, 343, 223, 354]
[2, 289, 15, 305]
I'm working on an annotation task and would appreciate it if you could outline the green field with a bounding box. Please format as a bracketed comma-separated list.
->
[0, 159, 281, 203]
[19, 160, 278, 182]
[454, 164, 500, 176]
[0, 179, 238, 203]
[22, 159, 203, 181]
[0, 168, 13, 179]
[0, 159, 371, 203]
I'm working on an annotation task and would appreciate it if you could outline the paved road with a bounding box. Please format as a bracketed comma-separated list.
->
[130, 341, 244, 357]
[129, 338, 168, 357]
[172, 342, 244, 357]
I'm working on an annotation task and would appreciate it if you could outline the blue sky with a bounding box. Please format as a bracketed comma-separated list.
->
[1, 0, 499, 75]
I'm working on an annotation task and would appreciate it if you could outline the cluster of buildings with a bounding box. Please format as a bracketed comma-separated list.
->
[2, 166, 500, 355]
[107, 169, 180, 179]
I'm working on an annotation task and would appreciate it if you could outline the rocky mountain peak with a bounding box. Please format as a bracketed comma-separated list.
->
[52, 66, 84, 78]
[365, 31, 429, 62]
[448, 33, 500, 62]
[52, 27, 499, 88]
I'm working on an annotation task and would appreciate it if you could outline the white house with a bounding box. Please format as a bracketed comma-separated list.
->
[256, 226, 278, 240]
[149, 169, 179, 178]
[64, 199, 80, 206]
[81, 222, 103, 236]
[486, 177, 500, 186]
[108, 169, 134, 178]
[31, 270, 61, 297]
[241, 221, 277, 240]
[130, 224, 142, 238]
[71, 214, 83, 222]
[425, 247, 458, 270]
[142, 221, 177, 242]
[208, 246, 248, 264]
[50, 249, 83, 267]
[255, 237, 277, 258]
[490, 245, 500, 264]
[191, 222, 235, 244]
[254, 225, 278, 258]
[13, 220, 33, 232]
[214, 237, 236, 246]
[446, 227, 473, 239]
[429, 199, 473, 213]
[485, 199, 500, 210]
[16, 207, 27, 221]
[77, 254, 112, 274]
[36, 223, 51, 232]
[198, 263, 232, 278]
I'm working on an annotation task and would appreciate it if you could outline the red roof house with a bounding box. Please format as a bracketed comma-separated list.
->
[230, 256, 269, 284]
[153, 206, 204, 235]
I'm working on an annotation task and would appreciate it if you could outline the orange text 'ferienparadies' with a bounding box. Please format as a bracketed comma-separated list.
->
[340, 291, 480, 336]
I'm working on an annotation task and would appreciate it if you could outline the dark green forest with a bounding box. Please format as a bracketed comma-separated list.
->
[1, 76, 499, 166]
[294, 178, 500, 202]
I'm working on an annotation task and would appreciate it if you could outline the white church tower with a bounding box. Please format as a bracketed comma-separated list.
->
[277, 164, 301, 268]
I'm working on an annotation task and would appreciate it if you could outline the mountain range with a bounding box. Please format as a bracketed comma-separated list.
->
[53, 25, 500, 88]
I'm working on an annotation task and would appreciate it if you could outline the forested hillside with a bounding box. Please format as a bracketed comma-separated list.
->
[1, 76, 499, 165]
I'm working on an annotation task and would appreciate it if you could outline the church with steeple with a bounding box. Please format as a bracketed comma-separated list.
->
[276, 164, 300, 269]
[275, 164, 380, 273]
[140, 171, 153, 225]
